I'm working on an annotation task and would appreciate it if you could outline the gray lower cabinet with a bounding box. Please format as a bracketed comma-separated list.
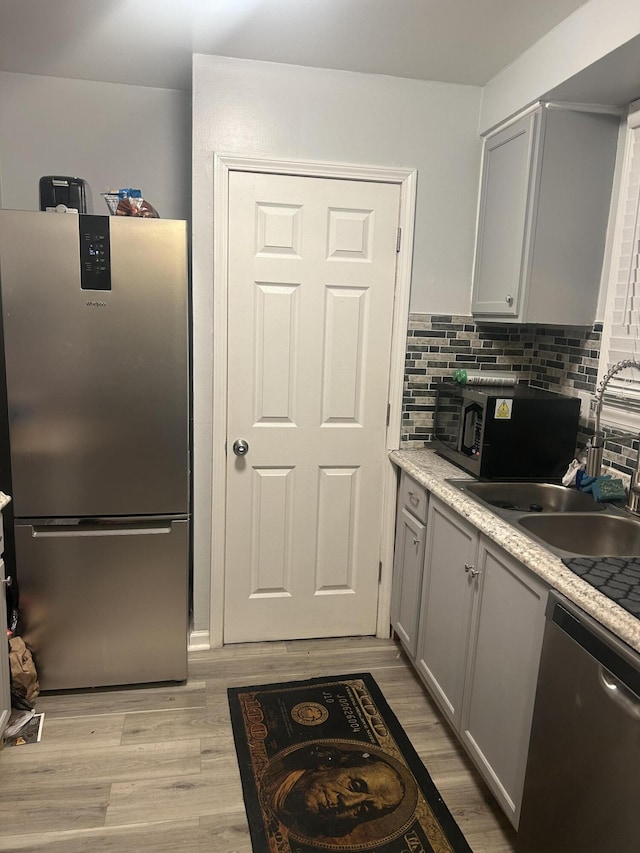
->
[391, 472, 428, 658]
[414, 497, 477, 726]
[459, 536, 548, 827]
[412, 495, 548, 828]
[1, 513, 10, 739]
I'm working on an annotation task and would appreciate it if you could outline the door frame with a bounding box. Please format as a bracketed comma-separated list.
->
[210, 154, 417, 647]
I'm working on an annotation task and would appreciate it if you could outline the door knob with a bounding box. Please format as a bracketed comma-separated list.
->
[233, 439, 249, 457]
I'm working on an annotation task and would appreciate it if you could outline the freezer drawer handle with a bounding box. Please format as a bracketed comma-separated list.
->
[30, 524, 172, 538]
[599, 666, 640, 720]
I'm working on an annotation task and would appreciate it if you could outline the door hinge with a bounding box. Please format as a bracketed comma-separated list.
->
[396, 227, 401, 253]
[378, 561, 383, 583]
[386, 403, 391, 426]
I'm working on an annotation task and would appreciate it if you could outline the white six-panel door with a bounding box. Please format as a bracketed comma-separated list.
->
[224, 170, 401, 642]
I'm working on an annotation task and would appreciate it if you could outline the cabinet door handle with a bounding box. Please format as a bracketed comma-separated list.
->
[505, 294, 514, 306]
[464, 563, 481, 578]
[1, 575, 12, 587]
[413, 536, 420, 546]
[408, 491, 420, 506]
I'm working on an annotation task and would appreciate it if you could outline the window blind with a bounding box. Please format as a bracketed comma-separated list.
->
[599, 106, 640, 419]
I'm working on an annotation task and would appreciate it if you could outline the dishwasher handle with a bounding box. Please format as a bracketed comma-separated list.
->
[599, 667, 640, 720]
[547, 591, 640, 703]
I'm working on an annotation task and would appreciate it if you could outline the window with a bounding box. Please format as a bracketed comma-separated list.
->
[598, 100, 640, 431]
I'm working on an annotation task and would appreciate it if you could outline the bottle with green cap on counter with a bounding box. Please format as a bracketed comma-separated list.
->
[453, 369, 517, 386]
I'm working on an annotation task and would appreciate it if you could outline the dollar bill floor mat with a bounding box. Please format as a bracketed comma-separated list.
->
[228, 672, 472, 853]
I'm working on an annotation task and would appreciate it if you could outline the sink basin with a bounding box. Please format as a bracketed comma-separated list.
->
[518, 513, 640, 556]
[448, 480, 604, 513]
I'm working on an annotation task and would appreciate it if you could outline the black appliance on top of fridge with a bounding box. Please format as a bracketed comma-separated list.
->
[0, 210, 189, 690]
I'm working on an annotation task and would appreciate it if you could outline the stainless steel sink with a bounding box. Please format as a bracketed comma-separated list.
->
[518, 512, 640, 557]
[446, 478, 640, 558]
[448, 480, 604, 513]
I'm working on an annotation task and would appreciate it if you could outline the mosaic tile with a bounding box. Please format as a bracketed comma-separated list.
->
[400, 313, 634, 477]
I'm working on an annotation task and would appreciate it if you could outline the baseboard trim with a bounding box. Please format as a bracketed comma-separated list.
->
[188, 630, 211, 651]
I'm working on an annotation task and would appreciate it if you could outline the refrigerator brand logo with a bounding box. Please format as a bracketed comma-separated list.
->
[86, 300, 107, 308]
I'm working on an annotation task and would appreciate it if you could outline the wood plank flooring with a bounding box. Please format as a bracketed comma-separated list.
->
[0, 637, 517, 852]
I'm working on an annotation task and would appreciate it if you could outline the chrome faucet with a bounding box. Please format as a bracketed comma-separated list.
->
[586, 358, 640, 513]
[629, 460, 640, 515]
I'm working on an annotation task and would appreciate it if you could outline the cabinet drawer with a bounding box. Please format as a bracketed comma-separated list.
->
[398, 471, 428, 523]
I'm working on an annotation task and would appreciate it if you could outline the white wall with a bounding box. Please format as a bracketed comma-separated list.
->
[0, 72, 191, 221]
[191, 55, 483, 636]
[480, 0, 640, 132]
[193, 55, 482, 315]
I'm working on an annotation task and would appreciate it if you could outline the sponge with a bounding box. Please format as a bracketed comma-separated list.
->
[591, 477, 627, 502]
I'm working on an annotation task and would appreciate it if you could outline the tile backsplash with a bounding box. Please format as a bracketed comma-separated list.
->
[401, 314, 635, 477]
[401, 314, 637, 473]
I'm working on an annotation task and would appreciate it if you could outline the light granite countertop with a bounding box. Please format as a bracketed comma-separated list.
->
[390, 449, 640, 654]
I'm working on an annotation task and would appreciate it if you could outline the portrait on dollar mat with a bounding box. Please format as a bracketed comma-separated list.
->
[228, 672, 472, 852]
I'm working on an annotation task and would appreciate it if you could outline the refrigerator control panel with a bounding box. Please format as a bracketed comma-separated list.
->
[79, 215, 111, 291]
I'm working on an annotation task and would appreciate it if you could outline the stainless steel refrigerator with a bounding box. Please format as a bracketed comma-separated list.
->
[0, 210, 189, 690]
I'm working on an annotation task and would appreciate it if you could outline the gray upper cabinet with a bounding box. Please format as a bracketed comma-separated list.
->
[472, 104, 619, 324]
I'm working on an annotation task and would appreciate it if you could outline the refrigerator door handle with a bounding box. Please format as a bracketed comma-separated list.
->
[29, 522, 173, 538]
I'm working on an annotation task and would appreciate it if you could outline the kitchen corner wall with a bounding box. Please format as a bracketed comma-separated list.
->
[191, 54, 484, 638]
[402, 313, 638, 477]
[0, 71, 191, 221]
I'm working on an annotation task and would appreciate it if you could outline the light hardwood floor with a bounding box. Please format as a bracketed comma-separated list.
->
[0, 637, 516, 852]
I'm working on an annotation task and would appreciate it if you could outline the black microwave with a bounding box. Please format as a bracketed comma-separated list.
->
[433, 382, 581, 481]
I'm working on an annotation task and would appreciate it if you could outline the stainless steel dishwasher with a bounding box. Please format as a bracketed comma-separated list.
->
[517, 591, 640, 853]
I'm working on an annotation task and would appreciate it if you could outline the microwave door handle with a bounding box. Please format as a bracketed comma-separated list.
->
[460, 408, 476, 455]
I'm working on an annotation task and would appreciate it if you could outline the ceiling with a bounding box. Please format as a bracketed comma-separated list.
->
[0, 0, 591, 92]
